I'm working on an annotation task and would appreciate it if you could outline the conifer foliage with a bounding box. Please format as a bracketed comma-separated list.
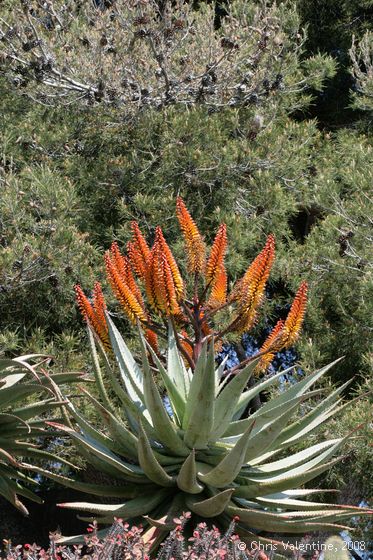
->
[0, 0, 334, 115]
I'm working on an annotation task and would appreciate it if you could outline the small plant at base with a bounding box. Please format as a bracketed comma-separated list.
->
[0, 516, 296, 559]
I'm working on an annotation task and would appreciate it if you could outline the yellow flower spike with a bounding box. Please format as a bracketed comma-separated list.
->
[145, 243, 169, 314]
[153, 243, 169, 313]
[145, 239, 182, 317]
[154, 227, 184, 300]
[206, 223, 227, 286]
[230, 234, 275, 333]
[255, 319, 285, 374]
[109, 242, 144, 309]
[206, 264, 227, 309]
[282, 281, 308, 348]
[144, 247, 162, 313]
[176, 197, 206, 274]
[161, 253, 183, 316]
[127, 222, 151, 279]
[75, 283, 110, 351]
[105, 252, 147, 324]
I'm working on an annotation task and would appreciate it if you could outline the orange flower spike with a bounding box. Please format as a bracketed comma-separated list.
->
[207, 264, 227, 308]
[109, 242, 126, 277]
[144, 328, 159, 355]
[232, 234, 275, 302]
[206, 223, 228, 286]
[176, 197, 206, 273]
[109, 242, 144, 308]
[255, 282, 307, 372]
[144, 243, 167, 313]
[75, 284, 110, 350]
[231, 234, 275, 333]
[152, 244, 168, 312]
[105, 253, 147, 324]
[128, 222, 151, 279]
[74, 284, 94, 320]
[255, 319, 285, 374]
[161, 253, 182, 316]
[154, 227, 184, 299]
[131, 221, 151, 261]
[282, 281, 308, 348]
[92, 281, 107, 328]
[144, 249, 161, 312]
[75, 284, 95, 325]
[127, 240, 147, 279]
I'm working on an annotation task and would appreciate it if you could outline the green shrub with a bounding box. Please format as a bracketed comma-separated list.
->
[0, 1, 371, 381]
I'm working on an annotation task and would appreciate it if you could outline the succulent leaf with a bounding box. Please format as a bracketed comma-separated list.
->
[25, 464, 152, 498]
[43, 320, 371, 546]
[235, 458, 342, 498]
[244, 401, 302, 463]
[182, 342, 207, 430]
[87, 327, 114, 413]
[50, 422, 146, 480]
[146, 338, 186, 426]
[277, 380, 352, 447]
[139, 331, 190, 456]
[167, 322, 189, 399]
[137, 422, 176, 487]
[107, 315, 148, 417]
[186, 488, 234, 517]
[0, 354, 87, 514]
[210, 359, 258, 440]
[184, 341, 215, 449]
[199, 422, 255, 487]
[227, 502, 352, 533]
[58, 488, 171, 518]
[234, 367, 292, 418]
[252, 439, 342, 473]
[177, 450, 205, 494]
[80, 389, 139, 458]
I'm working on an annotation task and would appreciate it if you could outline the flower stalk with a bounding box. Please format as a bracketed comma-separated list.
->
[75, 199, 307, 373]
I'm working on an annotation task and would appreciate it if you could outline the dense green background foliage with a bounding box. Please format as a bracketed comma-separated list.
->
[0, 0, 372, 546]
[1, 78, 372, 381]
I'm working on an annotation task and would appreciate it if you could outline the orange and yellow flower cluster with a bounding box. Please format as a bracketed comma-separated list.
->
[75, 198, 307, 373]
[256, 281, 308, 373]
[75, 282, 110, 352]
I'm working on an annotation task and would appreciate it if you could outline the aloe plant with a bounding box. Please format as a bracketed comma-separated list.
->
[29, 320, 372, 550]
[29, 199, 371, 549]
[0, 353, 86, 514]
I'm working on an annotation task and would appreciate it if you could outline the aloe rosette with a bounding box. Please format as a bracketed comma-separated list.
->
[31, 320, 372, 549]
[29, 200, 371, 548]
[0, 353, 86, 514]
